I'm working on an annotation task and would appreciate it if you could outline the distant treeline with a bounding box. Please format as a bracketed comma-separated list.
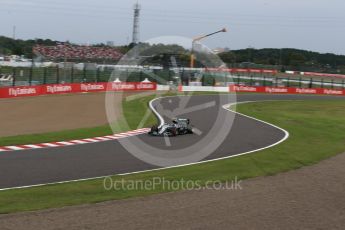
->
[0, 36, 58, 58]
[1, 36, 345, 73]
[220, 48, 345, 73]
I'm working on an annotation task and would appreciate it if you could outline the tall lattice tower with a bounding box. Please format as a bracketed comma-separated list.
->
[132, 3, 141, 44]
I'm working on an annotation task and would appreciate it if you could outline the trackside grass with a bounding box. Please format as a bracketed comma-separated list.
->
[0, 99, 345, 214]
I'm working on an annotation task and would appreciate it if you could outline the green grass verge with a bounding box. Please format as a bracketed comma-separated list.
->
[0, 99, 345, 214]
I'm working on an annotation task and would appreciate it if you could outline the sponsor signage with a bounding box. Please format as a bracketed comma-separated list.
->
[286, 71, 345, 79]
[109, 82, 156, 91]
[80, 83, 106, 92]
[45, 85, 73, 94]
[8, 87, 37, 97]
[0, 86, 39, 98]
[0, 82, 157, 99]
[229, 84, 345, 96]
[323, 89, 343, 95]
[230, 85, 258, 92]
[206, 68, 278, 74]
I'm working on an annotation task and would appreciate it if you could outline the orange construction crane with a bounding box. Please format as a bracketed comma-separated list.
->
[190, 28, 227, 68]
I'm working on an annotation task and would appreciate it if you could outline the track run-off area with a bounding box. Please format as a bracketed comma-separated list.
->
[0, 93, 345, 190]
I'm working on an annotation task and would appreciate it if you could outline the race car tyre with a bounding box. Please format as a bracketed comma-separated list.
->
[170, 127, 177, 136]
[151, 125, 159, 132]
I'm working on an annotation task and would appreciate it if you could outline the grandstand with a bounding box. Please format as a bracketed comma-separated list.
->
[33, 44, 123, 61]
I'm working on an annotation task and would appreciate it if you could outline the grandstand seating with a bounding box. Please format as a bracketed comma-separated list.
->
[33, 44, 123, 60]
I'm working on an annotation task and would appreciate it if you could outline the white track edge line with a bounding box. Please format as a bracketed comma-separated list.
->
[0, 96, 289, 191]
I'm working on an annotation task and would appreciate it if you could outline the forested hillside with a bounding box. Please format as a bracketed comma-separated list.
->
[1, 36, 345, 73]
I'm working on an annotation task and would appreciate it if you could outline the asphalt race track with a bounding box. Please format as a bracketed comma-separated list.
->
[1, 94, 345, 189]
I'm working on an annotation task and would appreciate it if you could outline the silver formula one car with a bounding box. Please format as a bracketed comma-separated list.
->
[148, 118, 193, 136]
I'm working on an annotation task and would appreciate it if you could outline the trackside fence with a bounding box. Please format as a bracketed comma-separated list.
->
[1, 67, 345, 95]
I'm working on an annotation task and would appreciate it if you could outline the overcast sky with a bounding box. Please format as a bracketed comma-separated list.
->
[0, 0, 344, 54]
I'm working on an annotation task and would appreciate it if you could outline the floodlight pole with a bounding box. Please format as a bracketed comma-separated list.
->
[190, 28, 227, 68]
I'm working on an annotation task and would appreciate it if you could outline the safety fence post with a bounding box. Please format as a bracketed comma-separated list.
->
[29, 64, 33, 86]
[96, 67, 100, 83]
[299, 77, 302, 88]
[56, 66, 60, 84]
[71, 66, 74, 83]
[286, 77, 290, 87]
[12, 67, 16, 87]
[331, 79, 334, 89]
[139, 69, 144, 81]
[223, 72, 227, 86]
[43, 68, 47, 85]
[168, 69, 172, 82]
[182, 68, 185, 85]
[83, 66, 86, 82]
